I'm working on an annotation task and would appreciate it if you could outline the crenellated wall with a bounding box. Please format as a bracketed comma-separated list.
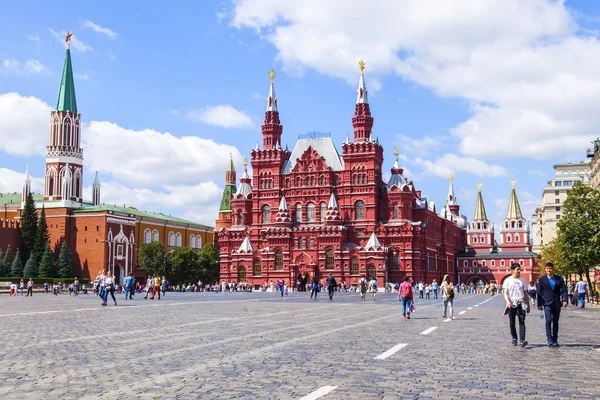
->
[0, 219, 21, 253]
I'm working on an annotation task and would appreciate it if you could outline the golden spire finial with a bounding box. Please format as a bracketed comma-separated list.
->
[393, 147, 399, 156]
[243, 158, 248, 167]
[268, 70, 276, 83]
[510, 179, 516, 188]
[449, 173, 454, 183]
[229, 152, 232, 160]
[358, 60, 366, 75]
[65, 31, 73, 49]
[477, 182, 483, 191]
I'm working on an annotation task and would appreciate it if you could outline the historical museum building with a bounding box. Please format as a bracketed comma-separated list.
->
[217, 64, 470, 289]
[0, 34, 213, 282]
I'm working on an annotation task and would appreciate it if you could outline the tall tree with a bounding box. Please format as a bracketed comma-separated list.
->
[0, 248, 4, 276]
[11, 248, 24, 277]
[23, 256, 38, 278]
[555, 182, 600, 283]
[56, 242, 73, 278]
[197, 242, 220, 284]
[139, 241, 169, 277]
[539, 239, 568, 276]
[33, 206, 50, 264]
[168, 247, 200, 284]
[19, 192, 38, 261]
[38, 245, 54, 278]
[2, 245, 14, 276]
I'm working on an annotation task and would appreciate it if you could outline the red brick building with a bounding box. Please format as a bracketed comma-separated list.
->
[217, 64, 469, 289]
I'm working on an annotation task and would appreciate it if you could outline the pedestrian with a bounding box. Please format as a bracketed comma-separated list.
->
[326, 273, 337, 301]
[151, 274, 161, 300]
[425, 284, 431, 299]
[44, 282, 49, 293]
[124, 272, 135, 300]
[418, 281, 424, 299]
[310, 276, 319, 300]
[567, 280, 575, 305]
[96, 270, 106, 301]
[161, 276, 168, 296]
[398, 276, 413, 319]
[369, 277, 378, 301]
[358, 275, 368, 301]
[18, 279, 25, 296]
[103, 271, 117, 306]
[575, 277, 588, 309]
[503, 263, 530, 347]
[441, 274, 455, 320]
[527, 281, 537, 306]
[432, 279, 438, 299]
[284, 282, 289, 296]
[73, 277, 79, 296]
[536, 262, 568, 347]
[144, 275, 154, 299]
[26, 278, 34, 297]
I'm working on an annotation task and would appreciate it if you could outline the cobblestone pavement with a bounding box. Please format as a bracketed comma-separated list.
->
[1, 290, 599, 399]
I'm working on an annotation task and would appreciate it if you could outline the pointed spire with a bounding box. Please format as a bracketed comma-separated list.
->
[56, 36, 78, 113]
[22, 166, 31, 203]
[274, 196, 292, 224]
[262, 70, 283, 150]
[24, 165, 31, 184]
[473, 183, 488, 222]
[278, 196, 288, 211]
[92, 171, 101, 206]
[324, 193, 342, 224]
[356, 60, 369, 104]
[447, 173, 457, 205]
[227, 153, 235, 173]
[345, 134, 350, 144]
[393, 148, 400, 169]
[238, 237, 255, 253]
[267, 70, 278, 112]
[364, 232, 382, 251]
[93, 170, 100, 185]
[234, 159, 252, 199]
[328, 193, 339, 209]
[506, 179, 523, 219]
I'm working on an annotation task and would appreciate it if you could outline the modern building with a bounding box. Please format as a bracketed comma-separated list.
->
[531, 161, 591, 253]
[0, 33, 214, 282]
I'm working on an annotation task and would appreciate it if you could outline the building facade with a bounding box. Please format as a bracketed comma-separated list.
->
[457, 182, 538, 286]
[217, 64, 469, 289]
[587, 138, 600, 189]
[0, 35, 214, 282]
[531, 161, 591, 253]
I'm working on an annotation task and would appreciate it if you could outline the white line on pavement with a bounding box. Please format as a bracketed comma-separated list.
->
[443, 318, 452, 323]
[468, 307, 473, 310]
[459, 311, 466, 315]
[474, 305, 479, 307]
[420, 327, 438, 335]
[300, 386, 338, 400]
[375, 343, 409, 360]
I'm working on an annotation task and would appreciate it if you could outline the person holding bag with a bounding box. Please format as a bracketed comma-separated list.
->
[441, 274, 455, 320]
[398, 276, 413, 319]
[103, 271, 117, 306]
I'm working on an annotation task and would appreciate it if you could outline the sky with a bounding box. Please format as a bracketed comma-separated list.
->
[1, 0, 600, 228]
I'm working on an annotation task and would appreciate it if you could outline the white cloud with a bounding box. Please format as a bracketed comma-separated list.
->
[75, 73, 90, 81]
[83, 20, 117, 39]
[528, 169, 547, 177]
[231, 0, 599, 160]
[1, 59, 51, 76]
[49, 28, 94, 52]
[0, 168, 43, 194]
[186, 105, 254, 128]
[410, 153, 507, 179]
[105, 50, 117, 61]
[395, 134, 447, 158]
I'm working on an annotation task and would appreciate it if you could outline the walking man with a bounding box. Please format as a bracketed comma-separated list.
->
[418, 281, 424, 299]
[144, 275, 154, 299]
[358, 275, 368, 301]
[326, 273, 337, 301]
[575, 277, 588, 309]
[151, 274, 161, 300]
[432, 279, 438, 299]
[26, 278, 34, 297]
[124, 272, 135, 300]
[503, 263, 530, 347]
[369, 277, 378, 301]
[537, 262, 568, 347]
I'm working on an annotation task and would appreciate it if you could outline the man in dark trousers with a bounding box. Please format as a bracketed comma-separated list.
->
[537, 262, 568, 347]
[326, 273, 337, 301]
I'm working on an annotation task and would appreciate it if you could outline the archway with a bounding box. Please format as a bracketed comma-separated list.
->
[238, 267, 247, 282]
[114, 264, 123, 285]
[367, 264, 376, 280]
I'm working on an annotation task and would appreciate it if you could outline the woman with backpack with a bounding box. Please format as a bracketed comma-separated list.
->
[441, 274, 455, 320]
[398, 276, 413, 319]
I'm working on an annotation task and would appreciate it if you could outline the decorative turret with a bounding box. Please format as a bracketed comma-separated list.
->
[21, 166, 31, 203]
[216, 154, 238, 230]
[274, 196, 292, 225]
[56, 32, 77, 113]
[324, 193, 342, 224]
[234, 158, 252, 199]
[473, 183, 488, 222]
[501, 180, 529, 249]
[446, 173, 460, 216]
[352, 60, 373, 143]
[92, 171, 101, 206]
[506, 179, 523, 219]
[364, 232, 382, 251]
[387, 148, 410, 189]
[468, 183, 494, 252]
[237, 236, 255, 253]
[262, 70, 283, 150]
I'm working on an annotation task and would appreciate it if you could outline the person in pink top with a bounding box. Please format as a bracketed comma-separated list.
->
[398, 276, 414, 319]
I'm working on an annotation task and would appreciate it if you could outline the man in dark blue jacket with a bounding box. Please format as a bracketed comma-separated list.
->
[536, 263, 568, 347]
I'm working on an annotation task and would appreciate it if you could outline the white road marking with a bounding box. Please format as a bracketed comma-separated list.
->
[468, 307, 473, 310]
[459, 311, 467, 315]
[300, 386, 338, 400]
[474, 305, 479, 307]
[420, 327, 438, 335]
[443, 318, 452, 323]
[375, 343, 409, 360]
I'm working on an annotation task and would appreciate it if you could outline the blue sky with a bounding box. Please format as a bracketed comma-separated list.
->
[1, 0, 600, 227]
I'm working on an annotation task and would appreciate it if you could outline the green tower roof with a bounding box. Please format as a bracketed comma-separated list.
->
[219, 184, 236, 212]
[56, 48, 78, 113]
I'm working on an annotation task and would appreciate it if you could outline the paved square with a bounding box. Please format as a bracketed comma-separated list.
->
[1, 291, 599, 399]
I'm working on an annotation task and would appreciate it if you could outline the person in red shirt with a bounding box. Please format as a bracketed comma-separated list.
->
[398, 276, 414, 319]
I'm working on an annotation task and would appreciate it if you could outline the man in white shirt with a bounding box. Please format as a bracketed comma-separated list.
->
[504, 263, 530, 347]
[575, 277, 588, 309]
[369, 278, 378, 301]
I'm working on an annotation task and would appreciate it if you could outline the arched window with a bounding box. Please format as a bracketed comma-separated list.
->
[63, 121, 71, 146]
[305, 237, 311, 249]
[307, 203, 315, 222]
[367, 264, 376, 280]
[326, 249, 334, 270]
[390, 251, 399, 270]
[196, 235, 202, 248]
[352, 174, 357, 184]
[144, 229, 151, 244]
[350, 257, 359, 275]
[482, 260, 487, 267]
[463, 260, 468, 267]
[320, 175, 325, 185]
[253, 260, 262, 276]
[168, 232, 175, 246]
[519, 259, 524, 266]
[472, 260, 477, 267]
[518, 221, 523, 228]
[295, 203, 302, 223]
[491, 260, 496, 267]
[237, 211, 243, 225]
[500, 260, 505, 267]
[262, 205, 271, 224]
[190, 234, 196, 248]
[320, 202, 327, 222]
[296, 176, 301, 186]
[514, 233, 520, 242]
[176, 232, 182, 247]
[362, 174, 367, 184]
[275, 250, 283, 271]
[507, 234, 512, 242]
[238, 267, 246, 282]
[297, 237, 302, 249]
[393, 204, 399, 219]
[285, 178, 290, 188]
[473, 237, 478, 243]
[511, 221, 516, 228]
[152, 230, 159, 242]
[355, 200, 365, 220]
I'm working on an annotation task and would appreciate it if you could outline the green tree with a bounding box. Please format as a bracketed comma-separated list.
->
[33, 206, 50, 264]
[57, 242, 73, 278]
[197, 242, 220, 284]
[11, 248, 24, 277]
[168, 247, 200, 284]
[555, 182, 600, 283]
[1, 245, 13, 276]
[23, 256, 38, 278]
[19, 192, 38, 261]
[139, 241, 169, 277]
[0, 248, 4, 276]
[38, 245, 54, 278]
[539, 239, 568, 276]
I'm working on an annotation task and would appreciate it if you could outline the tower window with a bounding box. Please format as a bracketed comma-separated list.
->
[262, 205, 271, 224]
[295, 203, 302, 223]
[326, 249, 334, 270]
[307, 203, 315, 222]
[355, 200, 365, 220]
[320, 202, 327, 222]
[275, 250, 283, 271]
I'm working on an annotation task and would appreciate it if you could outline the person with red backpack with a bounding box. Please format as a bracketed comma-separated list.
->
[398, 276, 414, 319]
